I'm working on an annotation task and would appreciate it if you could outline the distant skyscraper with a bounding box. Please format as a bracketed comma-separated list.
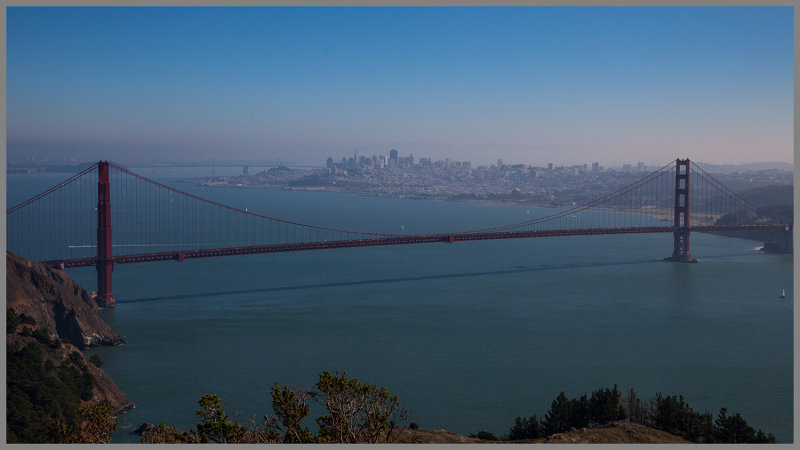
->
[637, 162, 646, 172]
[548, 163, 553, 170]
[389, 149, 398, 167]
[327, 157, 334, 168]
[497, 158, 503, 168]
[592, 162, 599, 172]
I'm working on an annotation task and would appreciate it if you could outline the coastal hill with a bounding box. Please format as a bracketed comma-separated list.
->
[6, 252, 131, 442]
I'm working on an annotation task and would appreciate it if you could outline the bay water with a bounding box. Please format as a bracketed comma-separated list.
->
[7, 169, 794, 442]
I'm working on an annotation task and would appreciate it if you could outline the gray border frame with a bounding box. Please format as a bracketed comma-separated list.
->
[1, 1, 796, 447]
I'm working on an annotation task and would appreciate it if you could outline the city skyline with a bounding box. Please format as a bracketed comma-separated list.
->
[7, 6, 793, 167]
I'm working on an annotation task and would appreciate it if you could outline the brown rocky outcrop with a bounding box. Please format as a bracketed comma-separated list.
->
[6, 251, 132, 412]
[6, 251, 125, 348]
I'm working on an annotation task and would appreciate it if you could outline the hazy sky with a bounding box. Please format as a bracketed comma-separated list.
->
[7, 6, 793, 167]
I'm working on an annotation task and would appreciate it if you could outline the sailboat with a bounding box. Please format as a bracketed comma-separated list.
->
[780, 289, 786, 299]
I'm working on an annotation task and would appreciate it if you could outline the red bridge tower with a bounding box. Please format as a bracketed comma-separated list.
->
[96, 161, 115, 306]
[665, 158, 698, 263]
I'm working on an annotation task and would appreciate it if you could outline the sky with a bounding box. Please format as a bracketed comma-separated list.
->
[6, 6, 794, 167]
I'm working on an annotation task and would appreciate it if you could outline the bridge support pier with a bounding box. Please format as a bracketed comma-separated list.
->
[665, 158, 698, 263]
[96, 161, 115, 307]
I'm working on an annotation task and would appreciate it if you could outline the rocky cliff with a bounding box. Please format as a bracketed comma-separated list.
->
[6, 251, 132, 413]
[6, 251, 125, 348]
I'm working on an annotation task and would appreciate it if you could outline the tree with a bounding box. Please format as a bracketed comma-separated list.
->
[753, 429, 778, 443]
[543, 392, 573, 435]
[150, 371, 409, 444]
[624, 387, 648, 425]
[713, 408, 776, 443]
[268, 383, 314, 443]
[588, 384, 626, 425]
[652, 393, 713, 442]
[571, 394, 590, 429]
[505, 415, 544, 440]
[50, 401, 118, 443]
[75, 401, 118, 443]
[195, 394, 248, 443]
[714, 408, 751, 443]
[314, 370, 408, 443]
[139, 423, 200, 444]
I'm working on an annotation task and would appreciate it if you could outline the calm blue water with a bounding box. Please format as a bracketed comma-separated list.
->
[7, 169, 794, 442]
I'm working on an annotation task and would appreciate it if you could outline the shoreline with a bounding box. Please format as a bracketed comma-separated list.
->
[192, 180, 686, 223]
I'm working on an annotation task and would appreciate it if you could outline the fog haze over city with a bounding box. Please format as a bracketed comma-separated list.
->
[7, 7, 793, 168]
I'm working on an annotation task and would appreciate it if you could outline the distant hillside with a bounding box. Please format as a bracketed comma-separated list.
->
[695, 161, 793, 173]
[740, 184, 793, 207]
[714, 185, 793, 226]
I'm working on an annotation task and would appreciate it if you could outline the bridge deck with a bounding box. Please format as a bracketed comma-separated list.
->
[44, 224, 790, 269]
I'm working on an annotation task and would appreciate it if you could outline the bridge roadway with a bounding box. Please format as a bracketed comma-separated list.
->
[45, 224, 790, 270]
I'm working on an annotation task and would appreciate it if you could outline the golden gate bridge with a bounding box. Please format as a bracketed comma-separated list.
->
[7, 159, 791, 308]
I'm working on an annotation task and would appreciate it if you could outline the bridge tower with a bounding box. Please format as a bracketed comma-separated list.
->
[96, 161, 115, 307]
[666, 158, 698, 263]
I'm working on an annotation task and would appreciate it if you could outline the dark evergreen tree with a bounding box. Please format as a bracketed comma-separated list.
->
[624, 387, 648, 425]
[543, 392, 573, 435]
[713, 408, 777, 443]
[588, 384, 626, 425]
[505, 415, 544, 440]
[652, 393, 713, 442]
[753, 430, 779, 443]
[571, 394, 590, 429]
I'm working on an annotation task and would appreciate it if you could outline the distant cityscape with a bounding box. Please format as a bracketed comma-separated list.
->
[188, 150, 792, 209]
[7, 150, 792, 209]
[325, 148, 649, 176]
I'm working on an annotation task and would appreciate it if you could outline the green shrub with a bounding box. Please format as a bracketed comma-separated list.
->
[7, 308, 36, 332]
[469, 430, 498, 440]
